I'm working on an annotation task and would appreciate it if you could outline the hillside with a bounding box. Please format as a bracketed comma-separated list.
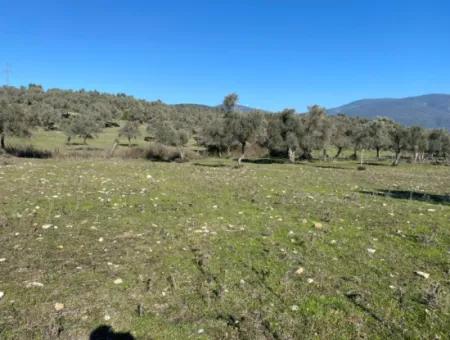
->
[328, 94, 450, 129]
[0, 85, 221, 131]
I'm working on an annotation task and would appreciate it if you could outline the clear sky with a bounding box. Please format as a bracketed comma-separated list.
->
[1, 0, 449, 111]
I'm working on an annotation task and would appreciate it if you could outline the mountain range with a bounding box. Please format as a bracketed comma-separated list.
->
[327, 94, 450, 130]
[187, 94, 450, 130]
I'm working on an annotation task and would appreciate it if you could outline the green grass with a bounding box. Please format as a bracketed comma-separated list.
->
[0, 155, 449, 339]
[7, 124, 148, 152]
[6, 123, 202, 157]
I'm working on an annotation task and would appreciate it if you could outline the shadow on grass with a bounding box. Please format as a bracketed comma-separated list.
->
[193, 162, 227, 168]
[310, 164, 352, 170]
[66, 142, 86, 146]
[365, 162, 391, 167]
[4, 145, 52, 158]
[301, 162, 352, 170]
[90, 325, 135, 340]
[242, 158, 286, 164]
[118, 143, 139, 147]
[359, 189, 450, 205]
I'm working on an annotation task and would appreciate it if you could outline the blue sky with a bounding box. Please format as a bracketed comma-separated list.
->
[1, 0, 449, 111]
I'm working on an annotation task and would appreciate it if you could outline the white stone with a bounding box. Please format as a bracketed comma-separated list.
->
[295, 267, 304, 275]
[54, 303, 64, 311]
[415, 271, 430, 279]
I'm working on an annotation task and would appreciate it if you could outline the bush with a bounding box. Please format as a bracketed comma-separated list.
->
[5, 145, 52, 158]
[145, 143, 198, 162]
[145, 143, 180, 162]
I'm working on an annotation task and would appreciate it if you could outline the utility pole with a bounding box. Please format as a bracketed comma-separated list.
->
[2, 63, 11, 85]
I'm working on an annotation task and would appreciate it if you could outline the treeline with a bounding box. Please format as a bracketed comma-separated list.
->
[201, 94, 450, 166]
[1, 85, 449, 165]
[0, 84, 218, 144]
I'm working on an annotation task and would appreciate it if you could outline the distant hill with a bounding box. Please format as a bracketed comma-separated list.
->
[215, 104, 267, 113]
[328, 94, 450, 130]
[174, 103, 261, 113]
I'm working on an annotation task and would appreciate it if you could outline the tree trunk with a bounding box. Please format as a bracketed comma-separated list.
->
[128, 137, 131, 147]
[334, 147, 342, 159]
[237, 142, 246, 167]
[360, 149, 364, 166]
[0, 134, 5, 149]
[350, 147, 358, 160]
[288, 148, 296, 163]
[109, 141, 118, 157]
[83, 136, 87, 144]
[66, 136, 71, 144]
[322, 148, 328, 161]
[301, 149, 313, 161]
[413, 146, 419, 163]
[178, 147, 185, 161]
[376, 147, 380, 160]
[392, 151, 401, 166]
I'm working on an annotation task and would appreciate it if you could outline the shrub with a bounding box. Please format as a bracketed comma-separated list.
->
[145, 143, 198, 162]
[145, 143, 180, 162]
[5, 145, 52, 158]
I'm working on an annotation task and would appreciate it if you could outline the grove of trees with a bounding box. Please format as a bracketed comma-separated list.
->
[1, 85, 449, 165]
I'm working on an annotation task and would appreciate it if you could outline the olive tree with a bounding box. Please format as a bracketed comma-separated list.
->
[0, 101, 34, 149]
[267, 109, 304, 162]
[349, 117, 370, 160]
[301, 105, 331, 160]
[389, 123, 409, 166]
[36, 103, 59, 130]
[330, 114, 353, 159]
[152, 120, 190, 160]
[427, 129, 450, 160]
[200, 117, 233, 157]
[353, 121, 373, 166]
[62, 114, 103, 144]
[367, 117, 393, 160]
[118, 121, 141, 146]
[408, 126, 427, 162]
[223, 93, 239, 113]
[225, 109, 266, 166]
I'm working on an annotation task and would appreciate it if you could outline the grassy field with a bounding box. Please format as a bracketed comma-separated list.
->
[7, 124, 150, 153]
[0, 155, 449, 339]
[6, 124, 206, 158]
